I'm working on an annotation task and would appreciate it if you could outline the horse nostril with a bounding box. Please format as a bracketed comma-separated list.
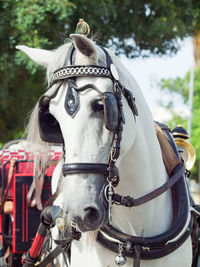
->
[83, 207, 101, 225]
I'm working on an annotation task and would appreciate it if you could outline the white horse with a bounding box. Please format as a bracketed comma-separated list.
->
[17, 33, 193, 267]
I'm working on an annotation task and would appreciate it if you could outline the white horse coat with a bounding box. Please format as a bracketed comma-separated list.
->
[17, 34, 192, 267]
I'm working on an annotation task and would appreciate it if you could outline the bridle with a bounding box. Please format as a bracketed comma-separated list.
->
[38, 43, 139, 215]
[38, 43, 195, 267]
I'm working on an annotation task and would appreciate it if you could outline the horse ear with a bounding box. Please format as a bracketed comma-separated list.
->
[16, 45, 54, 68]
[70, 34, 97, 63]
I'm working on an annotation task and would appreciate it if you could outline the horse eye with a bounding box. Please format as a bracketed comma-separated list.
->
[92, 100, 104, 113]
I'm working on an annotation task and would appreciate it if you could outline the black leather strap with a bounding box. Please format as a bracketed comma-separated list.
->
[122, 87, 138, 117]
[39, 82, 63, 108]
[37, 246, 68, 267]
[134, 245, 141, 267]
[98, 45, 113, 69]
[62, 163, 120, 184]
[63, 163, 108, 176]
[113, 163, 185, 207]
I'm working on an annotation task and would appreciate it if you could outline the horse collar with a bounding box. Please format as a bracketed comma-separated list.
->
[97, 126, 196, 266]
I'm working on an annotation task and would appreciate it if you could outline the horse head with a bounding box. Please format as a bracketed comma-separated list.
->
[17, 34, 137, 232]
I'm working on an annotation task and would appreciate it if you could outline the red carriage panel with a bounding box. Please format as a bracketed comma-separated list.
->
[13, 173, 52, 254]
[0, 147, 62, 259]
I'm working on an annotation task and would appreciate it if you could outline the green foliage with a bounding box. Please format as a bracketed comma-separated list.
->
[158, 68, 200, 180]
[69, 0, 199, 57]
[0, 0, 74, 142]
[0, 0, 200, 143]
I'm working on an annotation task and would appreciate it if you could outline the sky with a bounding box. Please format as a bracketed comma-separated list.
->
[120, 38, 194, 122]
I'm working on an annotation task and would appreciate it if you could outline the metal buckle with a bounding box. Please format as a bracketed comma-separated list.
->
[104, 182, 114, 203]
[104, 181, 114, 225]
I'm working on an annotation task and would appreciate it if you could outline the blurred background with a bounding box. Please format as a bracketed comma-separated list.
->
[0, 0, 200, 197]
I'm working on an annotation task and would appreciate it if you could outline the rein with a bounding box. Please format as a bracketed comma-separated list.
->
[112, 163, 185, 208]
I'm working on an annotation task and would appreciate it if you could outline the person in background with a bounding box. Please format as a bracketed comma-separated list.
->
[172, 125, 196, 172]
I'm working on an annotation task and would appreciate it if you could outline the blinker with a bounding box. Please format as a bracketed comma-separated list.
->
[38, 83, 64, 143]
[38, 106, 64, 143]
[103, 92, 119, 133]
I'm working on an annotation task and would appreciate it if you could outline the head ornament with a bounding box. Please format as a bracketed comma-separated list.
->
[75, 19, 90, 37]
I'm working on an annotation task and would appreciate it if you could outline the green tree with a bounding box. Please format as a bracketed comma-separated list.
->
[0, 0, 74, 142]
[158, 68, 200, 179]
[0, 0, 200, 142]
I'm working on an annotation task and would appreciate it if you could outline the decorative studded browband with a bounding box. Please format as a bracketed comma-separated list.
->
[51, 65, 112, 86]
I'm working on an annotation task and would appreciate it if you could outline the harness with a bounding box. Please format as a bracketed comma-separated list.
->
[98, 128, 194, 266]
[25, 43, 200, 267]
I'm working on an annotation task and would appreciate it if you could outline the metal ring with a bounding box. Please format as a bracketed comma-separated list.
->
[104, 183, 114, 203]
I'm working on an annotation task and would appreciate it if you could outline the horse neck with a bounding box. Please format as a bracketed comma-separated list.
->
[114, 117, 172, 237]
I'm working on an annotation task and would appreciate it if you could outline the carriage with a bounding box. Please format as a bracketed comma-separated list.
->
[1, 19, 200, 267]
[0, 140, 62, 266]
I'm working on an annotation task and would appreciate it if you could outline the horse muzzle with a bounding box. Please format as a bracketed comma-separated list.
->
[62, 163, 118, 232]
[74, 204, 106, 232]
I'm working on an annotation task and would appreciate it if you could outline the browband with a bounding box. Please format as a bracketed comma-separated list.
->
[51, 65, 112, 87]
